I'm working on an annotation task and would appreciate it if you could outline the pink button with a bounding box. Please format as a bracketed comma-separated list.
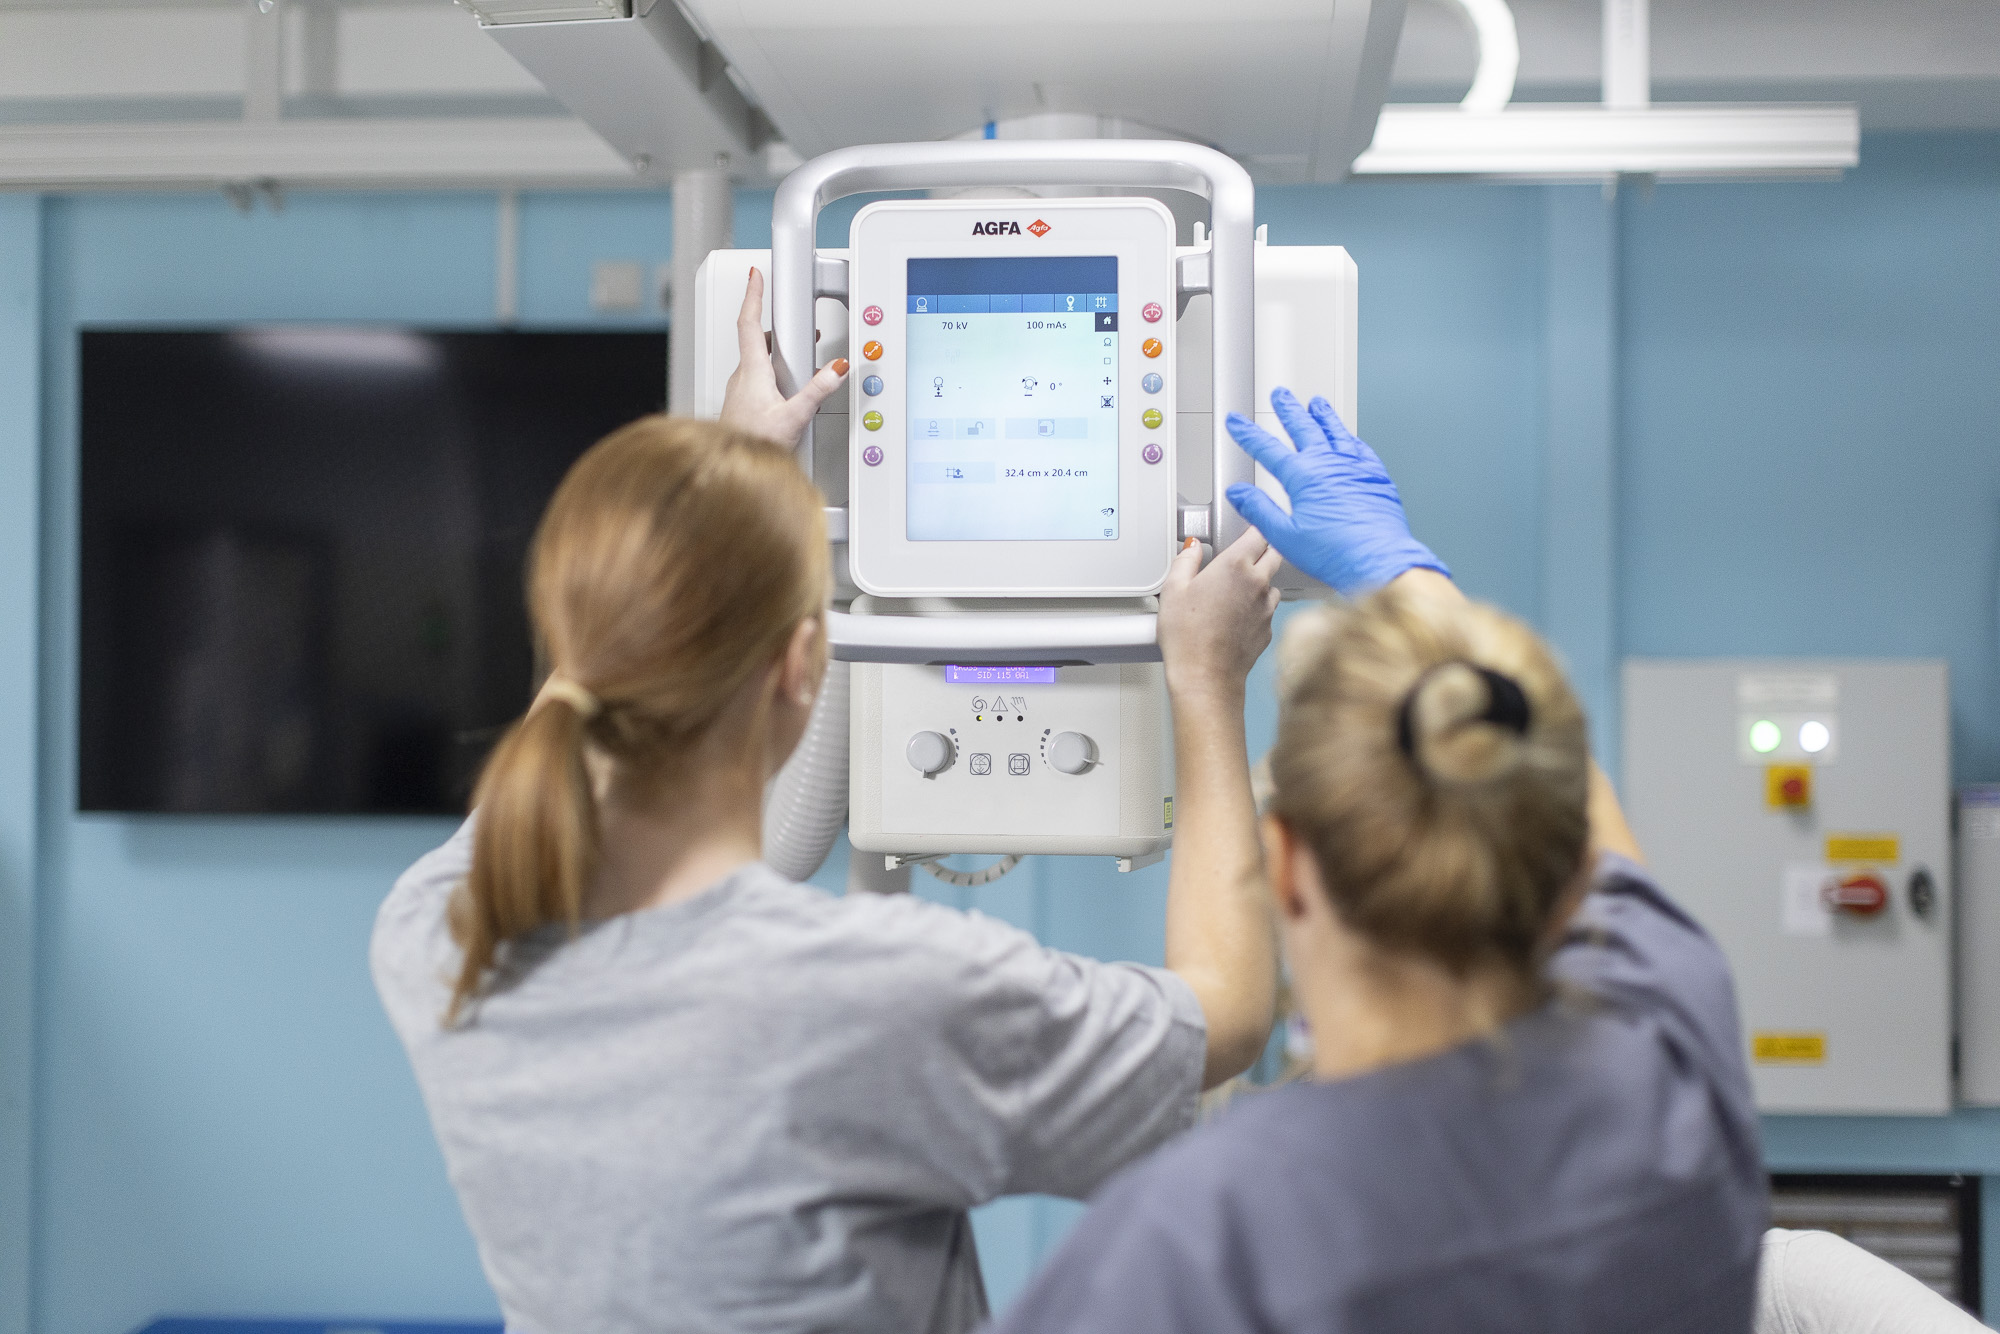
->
[863, 305, 884, 325]
[1141, 443, 1163, 465]
[1142, 302, 1163, 323]
[862, 445, 884, 466]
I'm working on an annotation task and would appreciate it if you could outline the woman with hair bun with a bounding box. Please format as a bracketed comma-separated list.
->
[994, 391, 1766, 1334]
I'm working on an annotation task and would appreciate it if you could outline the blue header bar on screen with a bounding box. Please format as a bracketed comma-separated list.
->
[912, 293, 1116, 314]
[908, 255, 1116, 295]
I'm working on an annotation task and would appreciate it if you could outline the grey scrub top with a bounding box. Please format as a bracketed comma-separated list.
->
[991, 855, 1768, 1334]
[371, 817, 1207, 1334]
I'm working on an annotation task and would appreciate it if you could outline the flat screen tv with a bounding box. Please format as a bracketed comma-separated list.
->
[79, 327, 668, 815]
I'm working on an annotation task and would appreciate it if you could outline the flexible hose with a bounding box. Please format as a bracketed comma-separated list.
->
[920, 855, 1021, 888]
[762, 660, 850, 882]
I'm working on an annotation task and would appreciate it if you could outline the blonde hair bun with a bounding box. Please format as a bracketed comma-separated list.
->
[1268, 585, 1590, 977]
[1399, 660, 1533, 786]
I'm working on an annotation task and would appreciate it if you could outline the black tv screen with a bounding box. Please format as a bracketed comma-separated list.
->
[79, 327, 667, 815]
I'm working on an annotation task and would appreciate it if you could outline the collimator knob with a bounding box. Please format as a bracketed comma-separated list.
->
[1048, 732, 1098, 775]
[906, 730, 953, 776]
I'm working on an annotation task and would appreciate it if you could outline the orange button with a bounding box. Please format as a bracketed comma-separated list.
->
[862, 341, 884, 361]
[1141, 338, 1163, 358]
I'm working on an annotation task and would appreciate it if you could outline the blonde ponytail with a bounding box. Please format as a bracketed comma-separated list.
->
[444, 416, 828, 1024]
[448, 695, 597, 1024]
[1269, 584, 1590, 979]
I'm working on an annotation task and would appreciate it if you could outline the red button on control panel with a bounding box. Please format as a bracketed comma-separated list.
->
[1824, 872, 1889, 916]
[1142, 302, 1163, 323]
[862, 305, 883, 325]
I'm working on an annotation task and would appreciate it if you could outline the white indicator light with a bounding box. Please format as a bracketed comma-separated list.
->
[1749, 719, 1782, 753]
[1799, 720, 1830, 754]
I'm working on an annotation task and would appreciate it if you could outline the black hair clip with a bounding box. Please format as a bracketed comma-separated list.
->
[1396, 662, 1533, 759]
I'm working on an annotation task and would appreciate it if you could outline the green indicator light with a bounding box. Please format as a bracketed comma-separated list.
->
[1749, 719, 1782, 753]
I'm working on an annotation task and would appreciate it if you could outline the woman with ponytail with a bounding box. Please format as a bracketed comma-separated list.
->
[995, 392, 1767, 1334]
[370, 272, 1285, 1334]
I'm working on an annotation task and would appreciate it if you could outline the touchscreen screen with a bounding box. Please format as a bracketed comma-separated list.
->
[905, 256, 1118, 541]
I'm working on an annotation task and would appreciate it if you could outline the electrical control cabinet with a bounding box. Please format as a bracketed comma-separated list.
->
[1957, 786, 2000, 1104]
[1622, 660, 1952, 1114]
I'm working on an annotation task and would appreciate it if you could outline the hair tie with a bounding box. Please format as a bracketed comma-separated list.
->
[539, 675, 602, 720]
[1396, 661, 1532, 759]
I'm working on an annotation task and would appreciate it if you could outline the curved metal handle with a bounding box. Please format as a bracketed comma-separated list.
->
[771, 139, 1256, 551]
[828, 610, 1160, 665]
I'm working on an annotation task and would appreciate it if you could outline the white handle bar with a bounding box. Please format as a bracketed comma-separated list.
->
[827, 611, 1160, 665]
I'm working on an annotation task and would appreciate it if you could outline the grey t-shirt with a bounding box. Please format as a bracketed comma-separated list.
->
[991, 855, 1768, 1334]
[370, 818, 1206, 1334]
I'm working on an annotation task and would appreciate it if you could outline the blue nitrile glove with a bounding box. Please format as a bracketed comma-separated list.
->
[1223, 387, 1450, 597]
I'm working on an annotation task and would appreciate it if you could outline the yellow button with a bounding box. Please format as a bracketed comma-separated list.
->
[862, 341, 884, 361]
[1141, 338, 1163, 358]
[862, 410, 883, 431]
[1141, 408, 1163, 429]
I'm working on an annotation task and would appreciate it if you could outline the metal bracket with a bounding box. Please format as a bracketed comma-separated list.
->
[814, 254, 848, 302]
[1175, 248, 1211, 317]
[1178, 504, 1211, 543]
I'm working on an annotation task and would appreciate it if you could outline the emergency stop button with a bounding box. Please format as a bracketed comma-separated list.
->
[1766, 764, 1812, 808]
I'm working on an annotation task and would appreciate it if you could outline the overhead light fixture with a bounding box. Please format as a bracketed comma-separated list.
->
[1352, 0, 1858, 181]
[456, 0, 627, 24]
[1353, 103, 1858, 180]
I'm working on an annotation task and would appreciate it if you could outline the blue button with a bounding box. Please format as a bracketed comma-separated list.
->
[862, 375, 883, 396]
[1141, 373, 1163, 394]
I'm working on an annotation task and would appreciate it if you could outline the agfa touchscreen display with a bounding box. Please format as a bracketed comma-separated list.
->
[904, 256, 1119, 541]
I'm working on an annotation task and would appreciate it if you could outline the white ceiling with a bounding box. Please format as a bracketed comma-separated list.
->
[2, 0, 1998, 127]
[0, 0, 1989, 193]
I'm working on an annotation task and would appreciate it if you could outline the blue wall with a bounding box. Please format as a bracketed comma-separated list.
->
[3, 131, 1998, 1332]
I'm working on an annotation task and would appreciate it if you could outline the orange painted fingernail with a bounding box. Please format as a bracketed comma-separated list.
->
[831, 358, 849, 375]
[1183, 537, 1197, 550]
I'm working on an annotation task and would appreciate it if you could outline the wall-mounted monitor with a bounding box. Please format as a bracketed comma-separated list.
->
[78, 327, 667, 815]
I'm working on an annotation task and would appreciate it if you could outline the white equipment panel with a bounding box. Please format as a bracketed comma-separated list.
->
[1173, 236, 1357, 594]
[1623, 660, 1952, 1115]
[849, 655, 1173, 861]
[846, 198, 1179, 599]
[1958, 785, 2000, 1104]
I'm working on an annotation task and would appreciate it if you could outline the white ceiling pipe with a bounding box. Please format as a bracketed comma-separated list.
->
[1447, 0, 1520, 114]
[1603, 0, 1650, 109]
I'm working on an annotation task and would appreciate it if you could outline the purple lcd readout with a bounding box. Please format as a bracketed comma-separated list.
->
[944, 665, 1058, 685]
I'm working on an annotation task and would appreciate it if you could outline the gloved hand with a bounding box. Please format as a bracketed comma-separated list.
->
[1223, 387, 1450, 597]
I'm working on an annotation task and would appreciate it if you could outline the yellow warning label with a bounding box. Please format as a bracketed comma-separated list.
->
[1826, 835, 1899, 863]
[1163, 797, 1174, 830]
[1753, 1032, 1827, 1065]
